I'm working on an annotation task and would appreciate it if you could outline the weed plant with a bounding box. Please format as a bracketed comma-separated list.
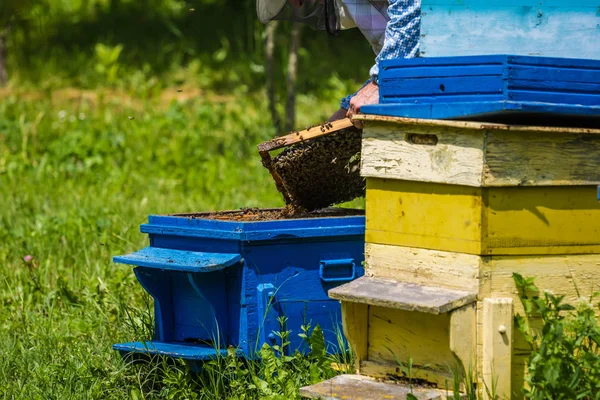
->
[514, 273, 600, 399]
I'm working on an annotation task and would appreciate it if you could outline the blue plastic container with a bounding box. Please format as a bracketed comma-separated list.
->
[113, 209, 365, 368]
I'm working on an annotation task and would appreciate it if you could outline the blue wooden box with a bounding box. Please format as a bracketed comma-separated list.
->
[112, 209, 365, 368]
[420, 0, 600, 60]
[362, 55, 600, 122]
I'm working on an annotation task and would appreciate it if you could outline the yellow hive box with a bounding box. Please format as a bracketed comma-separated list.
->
[360, 116, 600, 256]
[308, 116, 600, 400]
[330, 243, 600, 399]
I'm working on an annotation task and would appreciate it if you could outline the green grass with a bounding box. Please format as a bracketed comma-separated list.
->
[0, 86, 361, 399]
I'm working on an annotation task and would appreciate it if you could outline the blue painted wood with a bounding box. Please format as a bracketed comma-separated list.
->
[141, 211, 366, 242]
[420, 0, 600, 59]
[113, 341, 231, 360]
[361, 101, 600, 120]
[113, 247, 242, 272]
[371, 55, 600, 121]
[113, 210, 366, 367]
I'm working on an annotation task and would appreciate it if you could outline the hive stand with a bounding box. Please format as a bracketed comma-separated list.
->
[300, 116, 600, 400]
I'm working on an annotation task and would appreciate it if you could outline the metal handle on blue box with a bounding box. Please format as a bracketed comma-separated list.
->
[319, 259, 356, 283]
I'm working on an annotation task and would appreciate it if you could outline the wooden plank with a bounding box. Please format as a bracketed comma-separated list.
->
[354, 114, 600, 136]
[113, 247, 242, 272]
[361, 102, 600, 127]
[361, 123, 485, 186]
[360, 119, 600, 187]
[360, 360, 455, 390]
[483, 186, 600, 255]
[256, 118, 353, 153]
[450, 304, 477, 376]
[299, 374, 456, 400]
[484, 253, 600, 324]
[329, 277, 476, 314]
[420, 3, 600, 59]
[365, 243, 481, 293]
[366, 178, 484, 255]
[484, 130, 600, 186]
[341, 302, 368, 374]
[366, 179, 600, 255]
[367, 306, 458, 386]
[482, 298, 513, 400]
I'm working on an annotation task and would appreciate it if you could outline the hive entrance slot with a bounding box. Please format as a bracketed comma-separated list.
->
[407, 133, 439, 146]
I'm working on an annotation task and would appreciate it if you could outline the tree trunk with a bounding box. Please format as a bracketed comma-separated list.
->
[265, 21, 281, 132]
[0, 25, 9, 86]
[284, 22, 303, 132]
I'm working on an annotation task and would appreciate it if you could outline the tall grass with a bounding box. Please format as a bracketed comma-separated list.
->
[0, 86, 359, 398]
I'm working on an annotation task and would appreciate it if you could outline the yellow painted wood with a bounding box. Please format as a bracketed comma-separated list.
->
[368, 306, 458, 386]
[366, 178, 600, 255]
[366, 178, 484, 254]
[341, 302, 368, 374]
[361, 244, 600, 397]
[482, 298, 513, 400]
[450, 304, 477, 381]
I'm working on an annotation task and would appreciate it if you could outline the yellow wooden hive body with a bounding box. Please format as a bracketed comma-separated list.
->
[307, 116, 600, 400]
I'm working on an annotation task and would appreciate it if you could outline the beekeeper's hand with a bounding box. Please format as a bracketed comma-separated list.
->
[347, 81, 379, 129]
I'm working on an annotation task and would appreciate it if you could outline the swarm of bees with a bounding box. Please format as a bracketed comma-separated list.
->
[271, 126, 366, 212]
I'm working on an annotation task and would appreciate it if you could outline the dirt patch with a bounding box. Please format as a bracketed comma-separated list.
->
[172, 206, 365, 221]
[270, 127, 366, 211]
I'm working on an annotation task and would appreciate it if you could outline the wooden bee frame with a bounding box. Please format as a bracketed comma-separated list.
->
[257, 118, 354, 204]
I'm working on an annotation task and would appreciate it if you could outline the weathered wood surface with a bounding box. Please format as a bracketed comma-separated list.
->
[420, 0, 600, 60]
[360, 119, 600, 187]
[257, 117, 353, 153]
[361, 124, 485, 186]
[113, 247, 242, 272]
[450, 304, 477, 378]
[355, 114, 600, 136]
[360, 360, 455, 390]
[341, 302, 368, 374]
[329, 276, 476, 314]
[367, 306, 457, 387]
[366, 178, 600, 255]
[355, 242, 600, 397]
[484, 130, 600, 186]
[299, 374, 459, 400]
[365, 243, 481, 293]
[482, 298, 513, 400]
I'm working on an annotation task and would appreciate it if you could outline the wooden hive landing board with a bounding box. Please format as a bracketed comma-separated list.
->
[328, 276, 476, 314]
[299, 374, 458, 400]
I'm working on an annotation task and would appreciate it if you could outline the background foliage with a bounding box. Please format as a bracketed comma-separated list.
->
[0, 1, 370, 398]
